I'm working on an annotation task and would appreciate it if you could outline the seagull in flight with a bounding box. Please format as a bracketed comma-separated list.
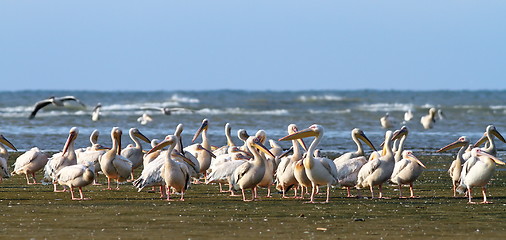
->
[29, 96, 86, 119]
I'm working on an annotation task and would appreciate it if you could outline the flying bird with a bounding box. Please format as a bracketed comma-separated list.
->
[29, 96, 86, 119]
[140, 107, 191, 115]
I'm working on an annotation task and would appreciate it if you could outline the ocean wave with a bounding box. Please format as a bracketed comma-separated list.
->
[170, 94, 200, 104]
[197, 108, 288, 115]
[308, 109, 351, 114]
[297, 95, 346, 102]
[357, 103, 414, 112]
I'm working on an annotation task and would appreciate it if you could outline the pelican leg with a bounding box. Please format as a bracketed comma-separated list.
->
[324, 185, 330, 203]
[116, 180, 120, 190]
[409, 183, 418, 198]
[306, 184, 316, 204]
[467, 187, 475, 204]
[160, 185, 167, 199]
[481, 187, 492, 204]
[281, 186, 288, 199]
[369, 185, 375, 199]
[398, 185, 404, 198]
[31, 172, 39, 184]
[241, 188, 248, 202]
[70, 186, 78, 200]
[265, 185, 272, 198]
[54, 183, 67, 192]
[104, 177, 112, 190]
[452, 181, 457, 197]
[25, 174, 31, 185]
[180, 190, 185, 201]
[346, 187, 352, 198]
[378, 185, 390, 199]
[79, 186, 91, 200]
[166, 186, 173, 201]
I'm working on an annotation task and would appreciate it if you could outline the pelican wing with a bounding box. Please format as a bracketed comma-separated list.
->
[133, 157, 164, 191]
[13, 147, 41, 171]
[207, 160, 246, 184]
[113, 155, 133, 180]
[319, 157, 339, 180]
[56, 164, 86, 182]
[60, 96, 86, 107]
[335, 156, 367, 181]
[29, 99, 52, 119]
[391, 159, 410, 184]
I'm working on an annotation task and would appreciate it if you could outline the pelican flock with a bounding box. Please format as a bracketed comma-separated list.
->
[1, 100, 505, 205]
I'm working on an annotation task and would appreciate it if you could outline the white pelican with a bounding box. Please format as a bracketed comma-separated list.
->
[356, 130, 398, 199]
[133, 156, 166, 198]
[279, 124, 338, 203]
[380, 113, 394, 129]
[29, 96, 86, 119]
[120, 128, 151, 180]
[436, 136, 470, 197]
[275, 124, 307, 198]
[172, 123, 202, 180]
[12, 147, 49, 184]
[230, 135, 275, 201]
[237, 129, 251, 154]
[212, 123, 235, 156]
[0, 134, 17, 182]
[404, 109, 414, 122]
[437, 109, 445, 120]
[206, 158, 248, 194]
[390, 150, 426, 198]
[473, 125, 506, 157]
[184, 119, 213, 178]
[100, 127, 133, 190]
[56, 161, 95, 200]
[44, 127, 79, 192]
[91, 103, 102, 121]
[456, 148, 505, 204]
[147, 135, 197, 201]
[254, 130, 277, 198]
[420, 108, 437, 129]
[334, 128, 377, 197]
[75, 130, 107, 185]
[137, 113, 153, 125]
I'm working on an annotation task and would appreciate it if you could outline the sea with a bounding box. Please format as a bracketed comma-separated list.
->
[1, 90, 505, 157]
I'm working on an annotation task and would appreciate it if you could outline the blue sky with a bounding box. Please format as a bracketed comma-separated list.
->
[1, 1, 505, 91]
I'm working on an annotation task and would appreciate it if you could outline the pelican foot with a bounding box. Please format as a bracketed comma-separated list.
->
[409, 196, 421, 199]
[303, 201, 316, 204]
[480, 201, 494, 204]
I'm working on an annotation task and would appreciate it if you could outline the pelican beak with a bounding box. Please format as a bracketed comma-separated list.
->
[135, 130, 151, 143]
[253, 137, 276, 158]
[116, 130, 122, 155]
[94, 144, 110, 151]
[147, 136, 173, 154]
[192, 120, 208, 143]
[0, 135, 17, 151]
[358, 132, 377, 152]
[197, 144, 217, 158]
[406, 152, 426, 168]
[473, 134, 487, 148]
[492, 128, 506, 143]
[437, 140, 467, 153]
[476, 150, 506, 165]
[62, 131, 78, 155]
[392, 127, 408, 141]
[279, 128, 317, 141]
[278, 146, 293, 159]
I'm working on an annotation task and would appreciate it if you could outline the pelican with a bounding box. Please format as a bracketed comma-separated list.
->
[121, 128, 151, 180]
[275, 124, 307, 198]
[140, 107, 191, 115]
[12, 147, 49, 184]
[356, 130, 398, 199]
[0, 134, 17, 182]
[230, 135, 275, 201]
[29, 96, 86, 119]
[380, 113, 394, 129]
[76, 130, 107, 185]
[184, 119, 213, 178]
[147, 135, 196, 201]
[390, 150, 426, 198]
[237, 129, 251, 155]
[206, 157, 248, 194]
[44, 127, 79, 192]
[172, 123, 202, 180]
[213, 123, 235, 156]
[91, 103, 102, 121]
[437, 109, 445, 120]
[100, 127, 133, 190]
[457, 148, 505, 204]
[436, 136, 470, 197]
[334, 128, 377, 197]
[255, 130, 277, 198]
[137, 113, 153, 125]
[473, 125, 506, 157]
[279, 124, 338, 203]
[56, 161, 95, 200]
[420, 108, 437, 129]
[404, 109, 414, 122]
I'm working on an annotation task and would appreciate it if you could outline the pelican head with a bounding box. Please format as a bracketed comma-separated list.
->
[288, 124, 307, 151]
[475, 125, 506, 148]
[436, 136, 470, 153]
[0, 134, 17, 151]
[472, 148, 505, 165]
[148, 135, 196, 168]
[249, 136, 276, 159]
[111, 127, 123, 155]
[174, 124, 184, 136]
[279, 124, 322, 141]
[238, 129, 249, 142]
[403, 150, 426, 168]
[130, 128, 151, 143]
[90, 130, 100, 144]
[196, 144, 217, 158]
[353, 128, 377, 152]
[192, 119, 209, 143]
[63, 127, 79, 155]
[255, 130, 267, 144]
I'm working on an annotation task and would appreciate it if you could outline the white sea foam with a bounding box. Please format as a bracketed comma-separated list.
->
[197, 108, 288, 115]
[170, 94, 200, 104]
[298, 95, 345, 102]
[357, 103, 414, 112]
[308, 109, 351, 114]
